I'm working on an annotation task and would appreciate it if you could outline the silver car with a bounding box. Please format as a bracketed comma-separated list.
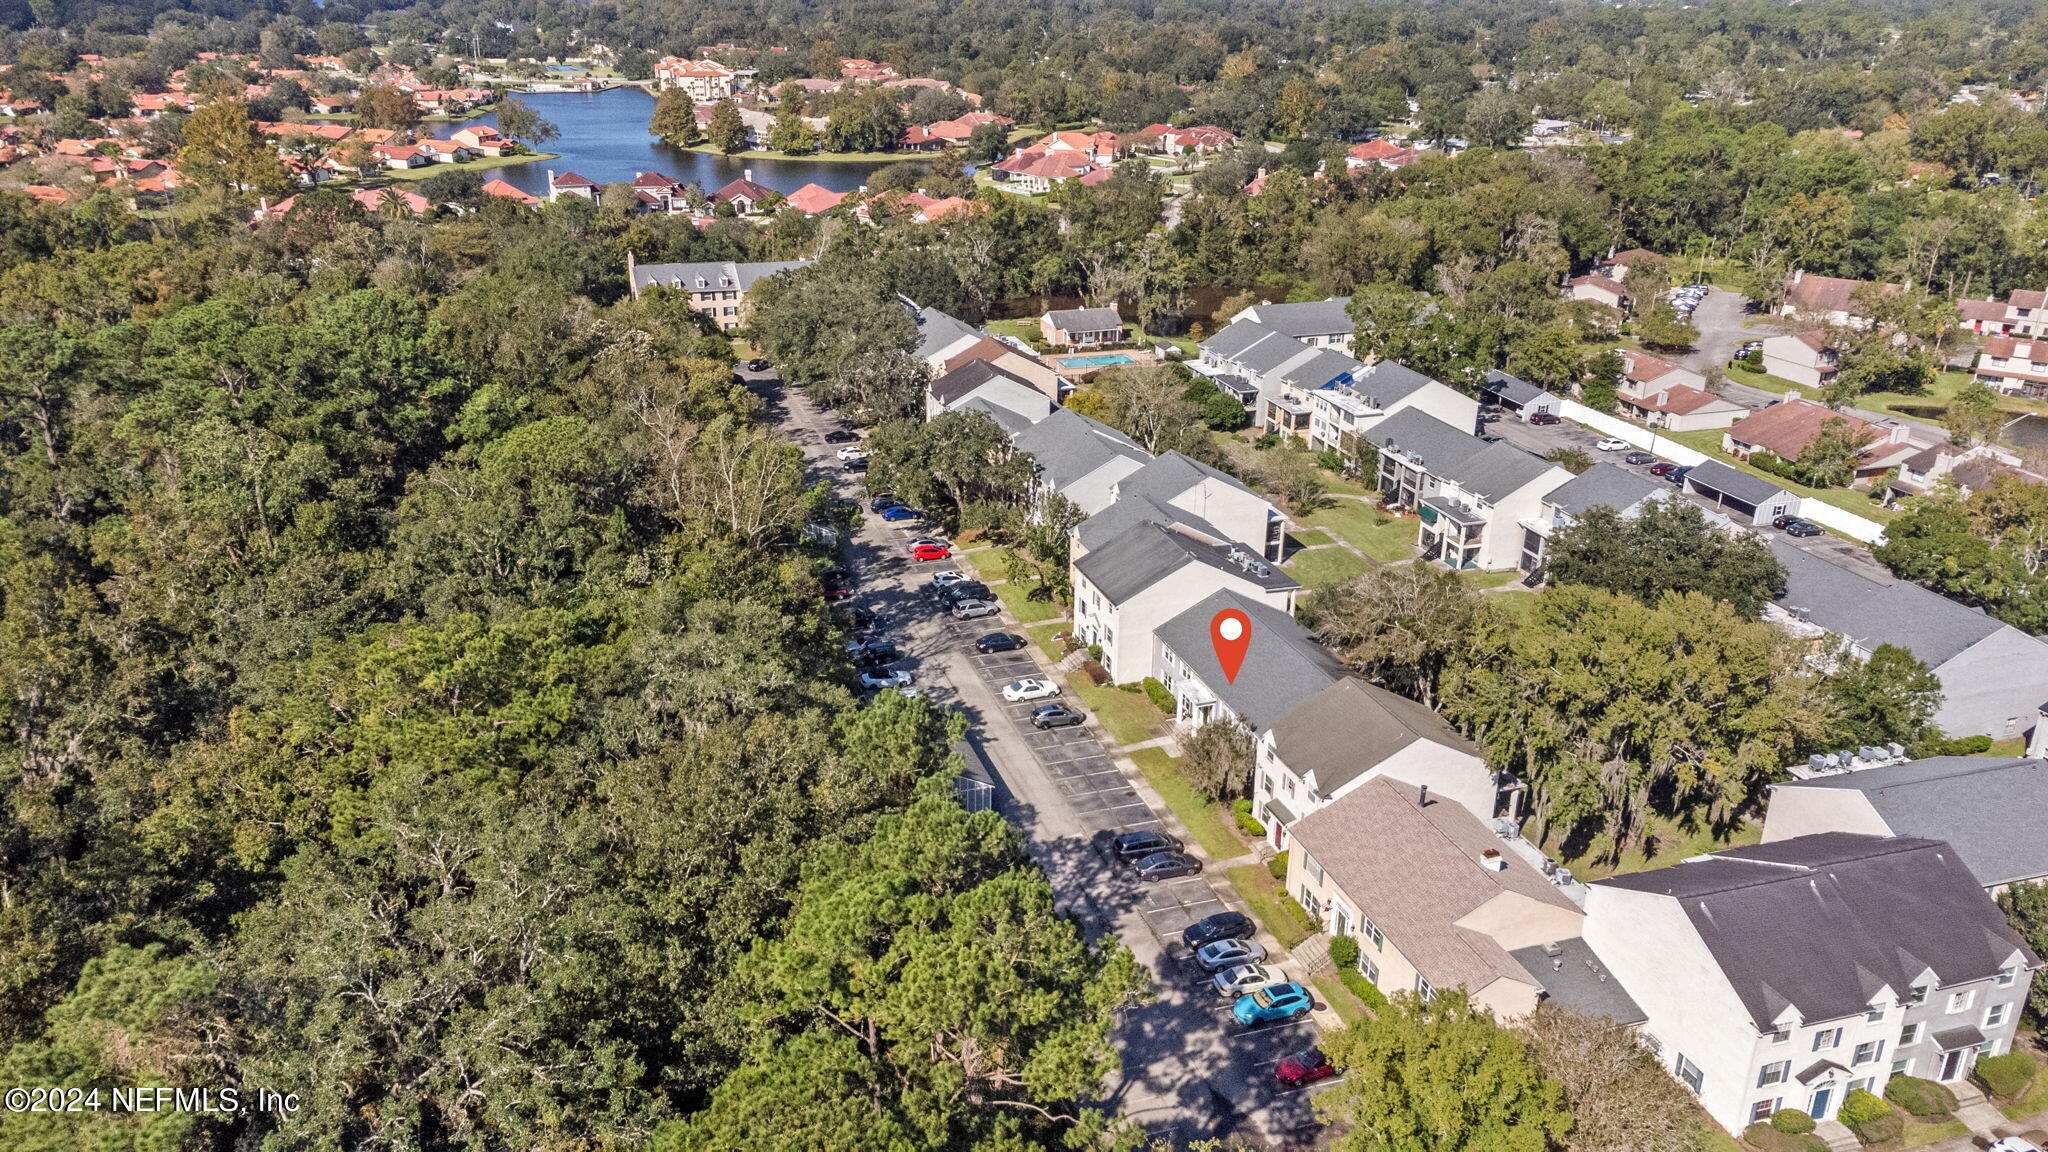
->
[1212, 962, 1286, 997]
[1194, 938, 1269, 972]
[951, 599, 999, 620]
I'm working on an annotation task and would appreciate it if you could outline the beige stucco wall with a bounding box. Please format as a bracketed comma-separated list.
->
[1760, 787, 1890, 844]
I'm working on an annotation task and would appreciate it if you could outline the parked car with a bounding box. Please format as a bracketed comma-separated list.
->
[1211, 963, 1286, 997]
[857, 669, 912, 690]
[880, 505, 918, 522]
[1109, 830, 1181, 861]
[912, 544, 952, 562]
[1133, 852, 1202, 881]
[868, 494, 899, 513]
[1988, 1139, 2044, 1152]
[1276, 1047, 1337, 1087]
[1529, 412, 1561, 426]
[850, 641, 900, 668]
[835, 445, 867, 461]
[1184, 912, 1255, 950]
[842, 459, 868, 474]
[1195, 938, 1269, 972]
[1667, 465, 1694, 485]
[1737, 340, 1765, 354]
[937, 581, 991, 604]
[930, 571, 970, 587]
[1595, 437, 1628, 451]
[1648, 460, 1679, 476]
[951, 599, 999, 619]
[1002, 678, 1061, 702]
[824, 429, 858, 444]
[835, 606, 879, 631]
[975, 632, 1026, 653]
[745, 358, 769, 371]
[1480, 434, 1505, 443]
[1233, 982, 1313, 1026]
[1781, 519, 1823, 537]
[822, 582, 853, 602]
[1030, 703, 1085, 729]
[907, 535, 949, 551]
[1623, 450, 1656, 465]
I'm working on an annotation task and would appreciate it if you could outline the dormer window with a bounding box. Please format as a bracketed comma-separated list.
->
[1909, 984, 1930, 1005]
[1998, 967, 2018, 988]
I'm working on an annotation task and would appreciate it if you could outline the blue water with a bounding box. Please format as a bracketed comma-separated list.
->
[1060, 353, 1137, 368]
[429, 88, 892, 198]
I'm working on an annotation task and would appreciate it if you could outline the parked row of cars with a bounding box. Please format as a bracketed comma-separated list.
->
[1183, 910, 1333, 1085]
[1670, 283, 1710, 320]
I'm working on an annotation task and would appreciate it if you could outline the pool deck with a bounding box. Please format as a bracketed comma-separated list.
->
[1047, 349, 1160, 379]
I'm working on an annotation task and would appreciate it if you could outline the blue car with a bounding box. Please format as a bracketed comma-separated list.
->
[1233, 982, 1314, 1026]
[879, 506, 918, 522]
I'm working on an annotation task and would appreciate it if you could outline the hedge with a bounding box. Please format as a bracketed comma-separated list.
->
[1267, 851, 1289, 880]
[1328, 934, 1360, 970]
[1337, 965, 1388, 1011]
[1141, 677, 1175, 713]
[1769, 1108, 1815, 1135]
[1741, 1122, 1829, 1152]
[1974, 1051, 2037, 1099]
[1229, 798, 1264, 837]
[1883, 1075, 1958, 1117]
[1839, 1089, 1900, 1144]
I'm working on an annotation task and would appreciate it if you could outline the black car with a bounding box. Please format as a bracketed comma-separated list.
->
[1782, 519, 1823, 537]
[1623, 450, 1656, 465]
[1110, 830, 1182, 861]
[837, 606, 880, 631]
[1031, 703, 1085, 730]
[842, 458, 868, 473]
[746, 358, 769, 371]
[1667, 465, 1694, 485]
[868, 493, 899, 513]
[824, 430, 858, 444]
[851, 641, 901, 668]
[975, 632, 1026, 653]
[1185, 912, 1255, 950]
[1480, 434, 1505, 443]
[938, 581, 993, 605]
[1133, 852, 1201, 881]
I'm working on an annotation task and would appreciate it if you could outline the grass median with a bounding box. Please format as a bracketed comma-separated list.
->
[1226, 864, 1316, 949]
[1127, 747, 1239, 859]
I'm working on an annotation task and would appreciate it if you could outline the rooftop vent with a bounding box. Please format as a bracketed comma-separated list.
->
[1480, 848, 1507, 872]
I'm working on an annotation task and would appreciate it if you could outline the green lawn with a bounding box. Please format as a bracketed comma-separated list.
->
[1305, 502, 1420, 563]
[1320, 472, 1374, 498]
[1128, 747, 1241, 860]
[1286, 529, 1333, 548]
[1458, 569, 1521, 590]
[1026, 621, 1072, 665]
[1900, 1118, 1970, 1147]
[1726, 361, 1815, 398]
[1310, 973, 1370, 1027]
[1225, 864, 1317, 949]
[1071, 681, 1166, 747]
[1540, 812, 1762, 882]
[1286, 547, 1372, 587]
[1489, 589, 1541, 622]
[964, 546, 1021, 582]
[992, 580, 1064, 624]
[1999, 1046, 2048, 1120]
[1660, 428, 1899, 526]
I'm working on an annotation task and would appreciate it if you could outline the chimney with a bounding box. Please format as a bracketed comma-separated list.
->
[626, 250, 637, 298]
[744, 167, 754, 182]
[1417, 783, 1429, 807]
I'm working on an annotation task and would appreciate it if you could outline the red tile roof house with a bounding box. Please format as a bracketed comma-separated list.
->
[1759, 331, 1841, 390]
[1780, 269, 1901, 331]
[710, 174, 776, 214]
[1344, 138, 1426, 169]
[1618, 382, 1748, 432]
[991, 147, 1100, 193]
[547, 170, 599, 201]
[371, 143, 433, 170]
[1040, 305, 1126, 348]
[1975, 335, 2048, 397]
[1721, 397, 1918, 484]
[480, 178, 538, 206]
[413, 139, 472, 164]
[1592, 248, 1664, 282]
[1564, 272, 1631, 315]
[1160, 125, 1236, 153]
[450, 126, 515, 156]
[897, 124, 943, 151]
[308, 95, 354, 115]
[782, 182, 846, 215]
[1956, 289, 2048, 338]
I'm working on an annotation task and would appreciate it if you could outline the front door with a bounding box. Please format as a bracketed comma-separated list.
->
[1333, 907, 1350, 938]
[1808, 1087, 1833, 1120]
[1941, 1048, 1964, 1080]
[1271, 822, 1287, 852]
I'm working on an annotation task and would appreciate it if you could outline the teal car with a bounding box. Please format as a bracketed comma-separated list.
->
[1232, 981, 1313, 1026]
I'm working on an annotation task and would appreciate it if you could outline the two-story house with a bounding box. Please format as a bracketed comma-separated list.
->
[1761, 331, 1842, 390]
[1288, 777, 1594, 1020]
[1250, 676, 1499, 853]
[1782, 270, 1900, 330]
[1585, 834, 2038, 1134]
[1073, 452, 1289, 561]
[1071, 523, 1299, 682]
[1956, 289, 2048, 338]
[1763, 756, 2048, 894]
[1228, 298, 1355, 351]
[1514, 463, 1674, 576]
[1152, 590, 1345, 734]
[1305, 360, 1480, 456]
[1975, 335, 2048, 397]
[624, 256, 813, 329]
[1365, 409, 1573, 571]
[1010, 408, 1152, 515]
[925, 359, 1054, 429]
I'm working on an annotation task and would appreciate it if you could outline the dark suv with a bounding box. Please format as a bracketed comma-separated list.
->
[1185, 911, 1255, 950]
[1110, 830, 1182, 861]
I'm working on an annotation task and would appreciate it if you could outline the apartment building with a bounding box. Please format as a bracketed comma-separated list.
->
[1365, 409, 1572, 571]
[624, 256, 813, 329]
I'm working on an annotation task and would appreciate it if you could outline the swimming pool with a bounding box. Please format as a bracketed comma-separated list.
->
[1061, 353, 1136, 368]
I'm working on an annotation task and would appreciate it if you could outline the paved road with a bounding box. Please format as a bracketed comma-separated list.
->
[1675, 287, 1762, 378]
[743, 367, 1330, 1149]
[1482, 410, 1892, 578]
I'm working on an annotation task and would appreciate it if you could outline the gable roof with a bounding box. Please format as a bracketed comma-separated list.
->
[904, 301, 984, 361]
[1239, 297, 1354, 338]
[783, 182, 846, 214]
[1367, 408, 1561, 503]
[929, 358, 1037, 406]
[1727, 399, 1877, 462]
[1045, 306, 1122, 332]
[1545, 463, 1666, 519]
[1786, 272, 1898, 317]
[629, 259, 811, 295]
[1202, 319, 1312, 376]
[1155, 590, 1344, 731]
[1684, 458, 1790, 507]
[1294, 777, 1581, 997]
[1772, 757, 2048, 888]
[550, 171, 597, 187]
[1011, 407, 1149, 491]
[1267, 677, 1482, 796]
[1766, 536, 2006, 668]
[1076, 521, 1297, 606]
[712, 176, 775, 203]
[1482, 369, 1550, 406]
[1596, 834, 2035, 1029]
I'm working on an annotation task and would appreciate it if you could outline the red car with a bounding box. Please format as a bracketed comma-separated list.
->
[1528, 412, 1561, 426]
[1648, 461, 1679, 477]
[912, 544, 951, 562]
[1276, 1047, 1336, 1088]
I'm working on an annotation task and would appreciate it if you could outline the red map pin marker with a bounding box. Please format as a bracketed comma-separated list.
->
[1211, 609, 1252, 684]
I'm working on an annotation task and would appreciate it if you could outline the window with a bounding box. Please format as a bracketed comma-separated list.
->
[1900, 1023, 1920, 1046]
[1758, 1061, 1791, 1088]
[1769, 1028, 1791, 1044]
[1949, 990, 1976, 1013]
[1866, 1007, 1887, 1023]
[1853, 1040, 1884, 1066]
[1998, 967, 2019, 988]
[1415, 975, 1435, 1002]
[1259, 774, 1274, 799]
[1891, 1058, 1913, 1077]
[1909, 985, 1930, 1006]
[1360, 916, 1385, 951]
[1300, 889, 1322, 918]
[1358, 956, 1379, 985]
[1675, 1054, 1705, 1094]
[1304, 854, 1325, 884]
[1750, 1100, 1780, 1124]
[1986, 1003, 2009, 1030]
[1813, 1028, 1843, 1051]
[1283, 776, 1296, 797]
[1851, 1077, 1873, 1095]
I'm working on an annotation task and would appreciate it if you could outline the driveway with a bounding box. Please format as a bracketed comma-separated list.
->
[1482, 412, 1893, 579]
[1675, 288, 1771, 378]
[745, 367, 1331, 1149]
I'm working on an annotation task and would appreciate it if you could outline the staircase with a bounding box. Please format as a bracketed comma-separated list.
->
[1294, 932, 1334, 976]
[1812, 1120, 1860, 1152]
[1057, 648, 1090, 673]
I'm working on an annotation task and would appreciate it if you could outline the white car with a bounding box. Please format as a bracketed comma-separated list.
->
[1989, 1141, 2044, 1152]
[857, 669, 913, 690]
[1211, 963, 1286, 997]
[1594, 437, 1629, 451]
[1002, 678, 1061, 702]
[929, 571, 969, 587]
[835, 445, 867, 461]
[1194, 938, 1269, 972]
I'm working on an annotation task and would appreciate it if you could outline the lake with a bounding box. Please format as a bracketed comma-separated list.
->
[429, 88, 895, 198]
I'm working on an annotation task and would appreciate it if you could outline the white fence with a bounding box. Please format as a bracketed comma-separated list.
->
[1550, 400, 1889, 545]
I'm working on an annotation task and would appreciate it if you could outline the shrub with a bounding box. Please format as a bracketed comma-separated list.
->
[1883, 1075, 1958, 1117]
[1267, 850, 1289, 879]
[1080, 660, 1111, 686]
[1229, 798, 1264, 837]
[1974, 1051, 2038, 1099]
[1742, 1123, 1829, 1152]
[1769, 1108, 1815, 1135]
[1337, 965, 1388, 1011]
[1328, 934, 1359, 969]
[1087, 643, 1103, 662]
[1282, 895, 1318, 936]
[1838, 1088, 1899, 1143]
[1141, 677, 1174, 713]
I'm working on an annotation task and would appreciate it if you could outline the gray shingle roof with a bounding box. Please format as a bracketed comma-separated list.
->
[1115, 450, 1259, 503]
[1767, 538, 2005, 668]
[1452, 444, 1567, 504]
[1011, 408, 1149, 491]
[1074, 492, 1225, 552]
[1365, 408, 1486, 471]
[1482, 369, 1550, 407]
[1343, 360, 1439, 407]
[905, 301, 984, 360]
[1265, 677, 1481, 795]
[1155, 589, 1343, 731]
[630, 258, 812, 295]
[1200, 318, 1283, 362]
[1075, 522, 1297, 605]
[1596, 834, 2036, 1030]
[1045, 306, 1123, 333]
[1203, 320, 1315, 377]
[1242, 297, 1354, 338]
[1683, 458, 1790, 508]
[1273, 348, 1368, 391]
[1546, 463, 1666, 519]
[1509, 938, 1647, 1025]
[1771, 757, 2048, 887]
[955, 397, 1039, 437]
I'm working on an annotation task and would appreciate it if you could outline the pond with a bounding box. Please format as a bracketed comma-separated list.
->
[428, 88, 897, 199]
